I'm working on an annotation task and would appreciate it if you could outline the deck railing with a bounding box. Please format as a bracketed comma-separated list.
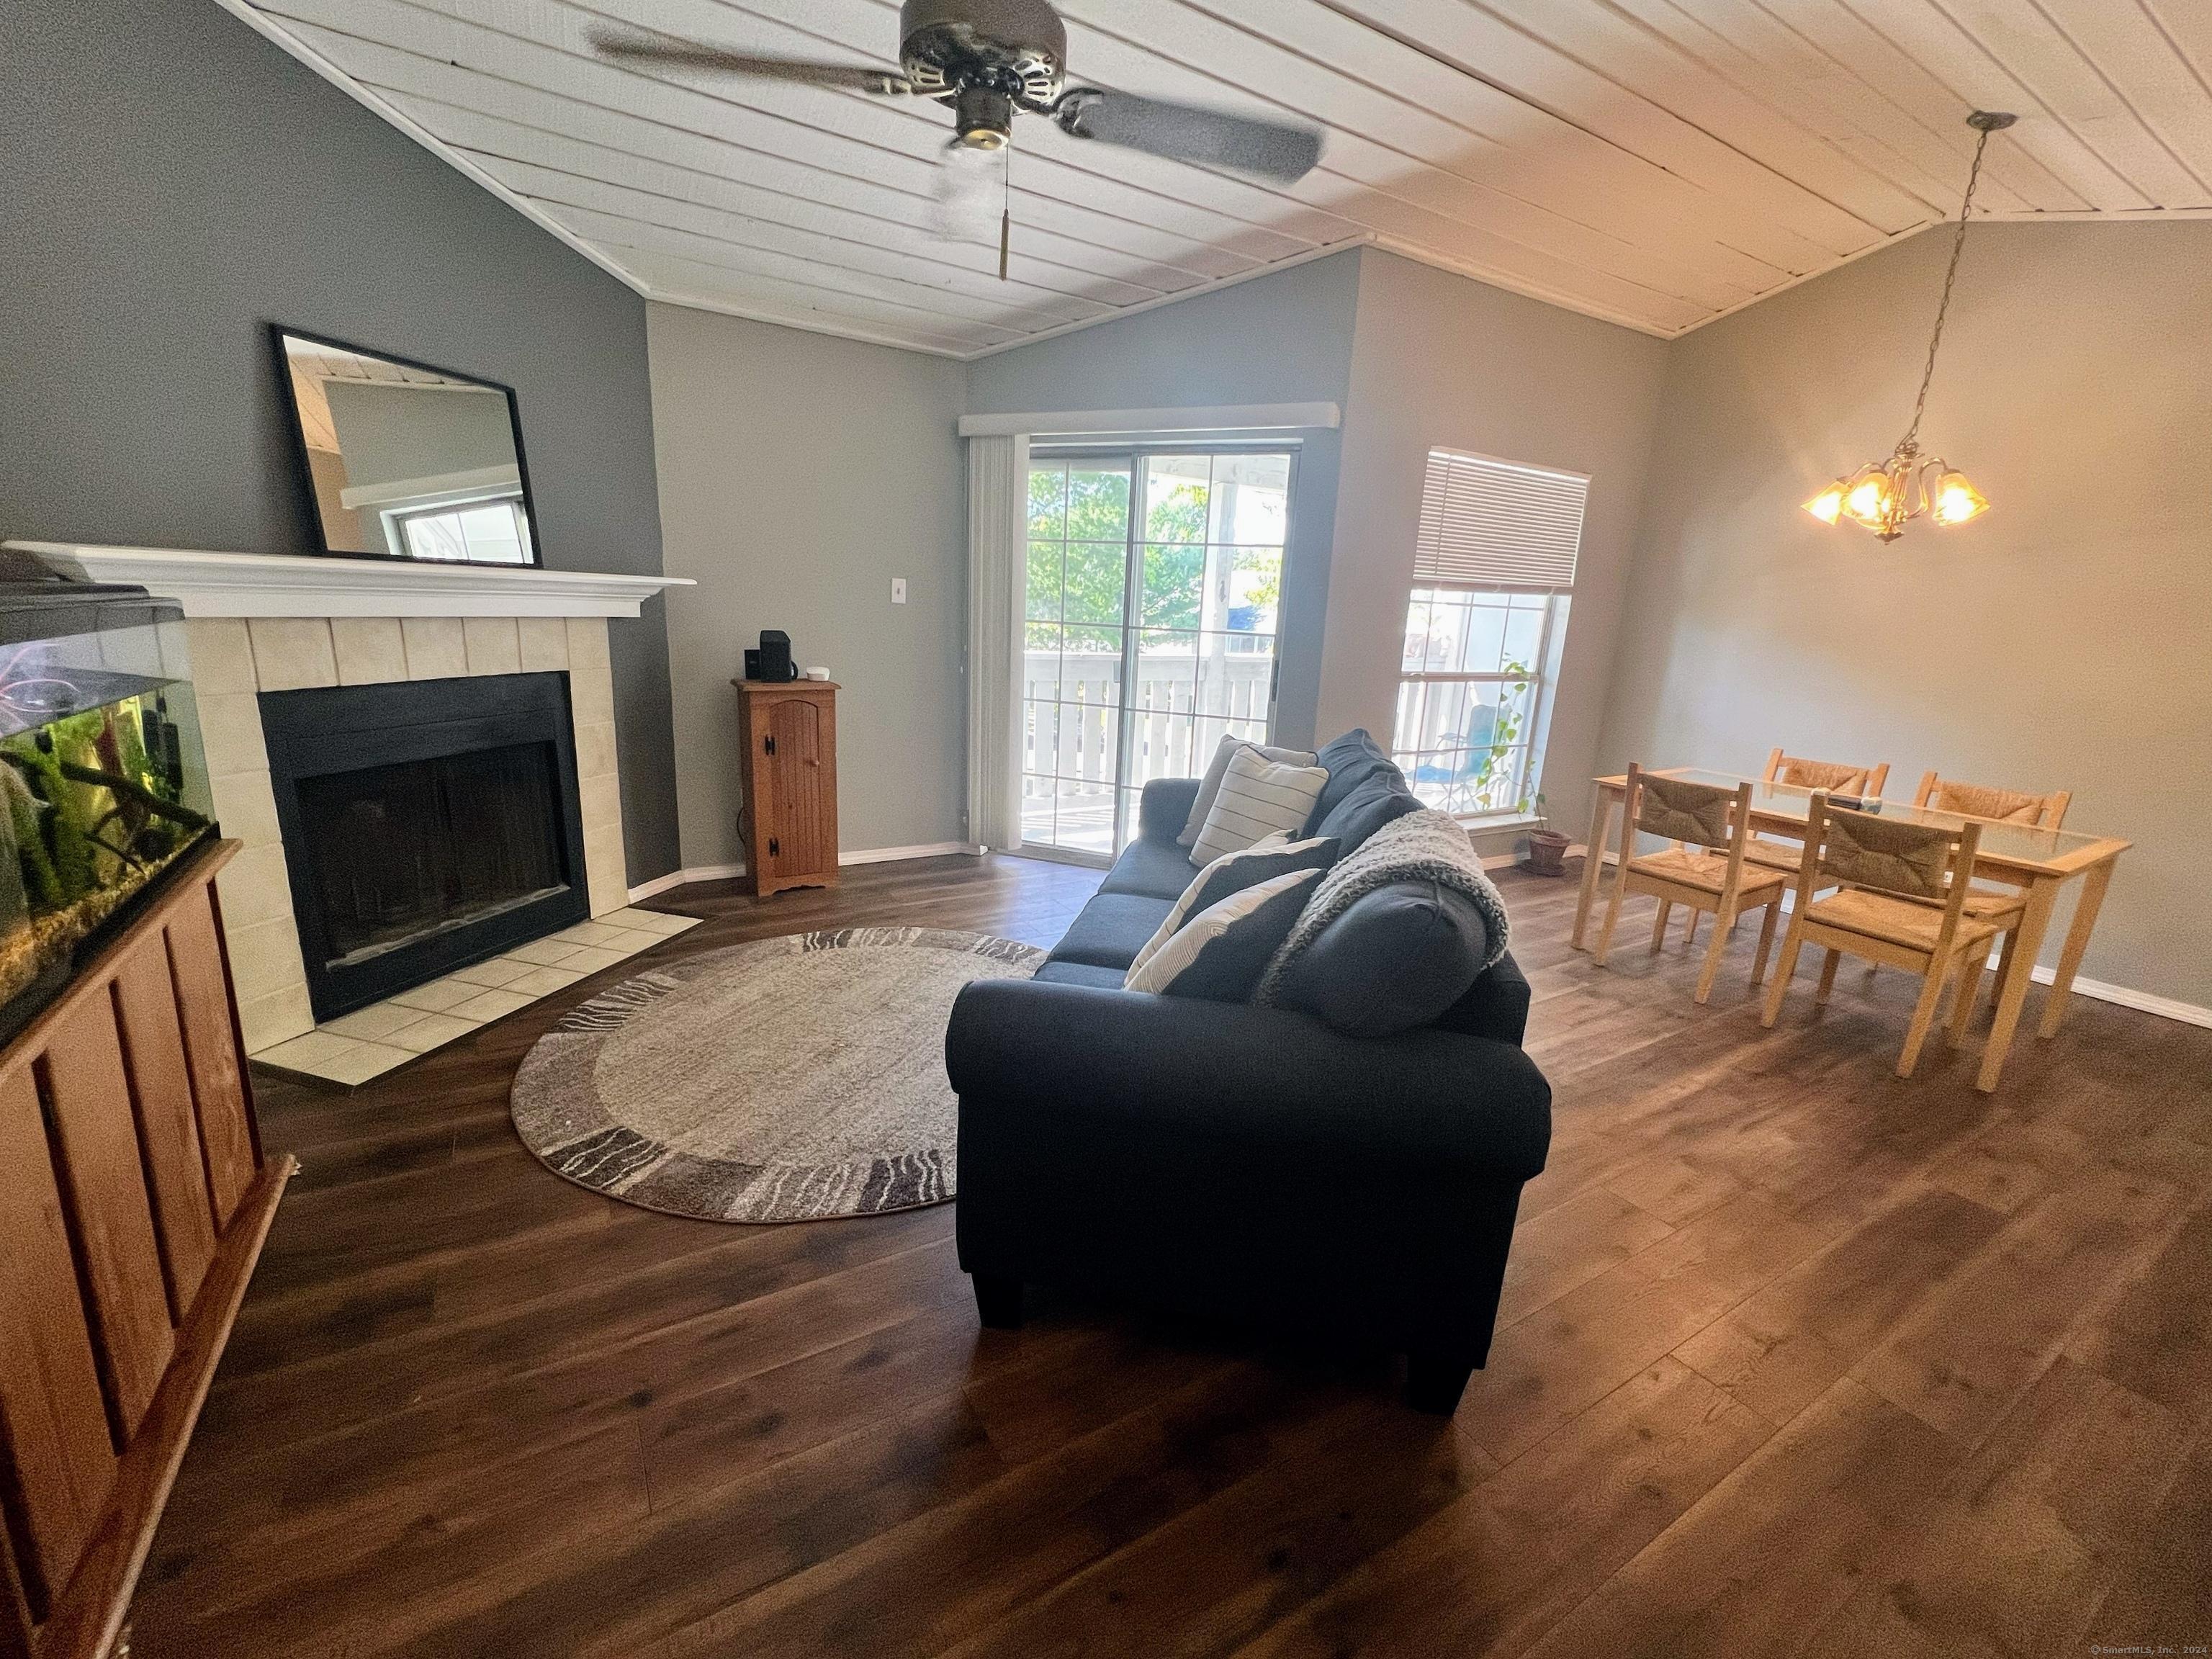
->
[1022, 648, 1272, 803]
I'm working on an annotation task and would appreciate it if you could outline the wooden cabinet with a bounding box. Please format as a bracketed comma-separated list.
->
[0, 841, 290, 1659]
[733, 680, 840, 898]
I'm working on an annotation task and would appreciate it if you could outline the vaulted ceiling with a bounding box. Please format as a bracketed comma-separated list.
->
[223, 0, 2212, 357]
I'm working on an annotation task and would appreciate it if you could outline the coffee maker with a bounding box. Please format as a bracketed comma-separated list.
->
[742, 629, 796, 683]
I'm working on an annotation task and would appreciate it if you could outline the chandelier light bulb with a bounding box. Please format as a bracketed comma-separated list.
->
[1803, 485, 1845, 525]
[1931, 470, 1990, 526]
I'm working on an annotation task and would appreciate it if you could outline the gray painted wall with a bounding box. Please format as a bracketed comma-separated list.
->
[647, 304, 968, 871]
[965, 253, 1363, 750]
[1328, 251, 1669, 853]
[1, 0, 679, 881]
[1600, 221, 2212, 1006]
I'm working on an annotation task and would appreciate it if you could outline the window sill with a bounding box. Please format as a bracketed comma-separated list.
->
[1453, 811, 1542, 833]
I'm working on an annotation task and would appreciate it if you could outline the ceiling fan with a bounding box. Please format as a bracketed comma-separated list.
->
[590, 0, 1324, 272]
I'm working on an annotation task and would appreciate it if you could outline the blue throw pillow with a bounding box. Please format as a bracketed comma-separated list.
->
[1316, 775, 1421, 854]
[1274, 878, 1493, 1036]
[1303, 729, 1407, 835]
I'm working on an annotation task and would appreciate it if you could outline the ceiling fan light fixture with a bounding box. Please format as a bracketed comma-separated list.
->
[953, 85, 1015, 148]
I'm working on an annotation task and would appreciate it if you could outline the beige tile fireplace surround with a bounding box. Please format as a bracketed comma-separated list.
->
[191, 611, 627, 1053]
[12, 542, 693, 1071]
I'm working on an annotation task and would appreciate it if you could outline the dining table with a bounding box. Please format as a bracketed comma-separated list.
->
[1569, 768, 2132, 1091]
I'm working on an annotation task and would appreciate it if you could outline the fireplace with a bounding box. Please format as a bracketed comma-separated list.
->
[261, 672, 589, 1020]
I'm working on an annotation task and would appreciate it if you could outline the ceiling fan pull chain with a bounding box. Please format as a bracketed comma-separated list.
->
[999, 147, 1012, 282]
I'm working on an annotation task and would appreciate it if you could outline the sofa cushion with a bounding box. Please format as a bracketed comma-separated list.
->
[1046, 893, 1177, 970]
[1124, 869, 1322, 1002]
[1030, 961, 1130, 991]
[1301, 729, 1406, 835]
[1273, 878, 1494, 1037]
[1315, 773, 1422, 854]
[1189, 747, 1328, 867]
[1178, 733, 1319, 847]
[1129, 834, 1340, 974]
[1097, 835, 1198, 901]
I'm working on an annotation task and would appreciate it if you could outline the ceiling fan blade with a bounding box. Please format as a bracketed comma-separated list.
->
[1055, 90, 1321, 183]
[587, 27, 912, 94]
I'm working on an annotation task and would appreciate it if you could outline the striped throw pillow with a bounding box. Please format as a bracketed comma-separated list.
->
[1188, 745, 1329, 868]
[1123, 869, 1323, 1001]
[1126, 832, 1340, 981]
[1178, 734, 1320, 847]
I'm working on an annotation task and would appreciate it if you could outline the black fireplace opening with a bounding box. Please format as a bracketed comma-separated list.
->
[261, 671, 590, 1021]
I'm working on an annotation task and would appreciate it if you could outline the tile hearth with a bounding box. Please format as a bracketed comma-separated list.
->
[251, 905, 699, 1086]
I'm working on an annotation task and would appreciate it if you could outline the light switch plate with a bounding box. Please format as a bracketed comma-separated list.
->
[891, 578, 908, 604]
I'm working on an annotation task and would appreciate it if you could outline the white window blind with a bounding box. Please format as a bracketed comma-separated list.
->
[1413, 449, 1588, 592]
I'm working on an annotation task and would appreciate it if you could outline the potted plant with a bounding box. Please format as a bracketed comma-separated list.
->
[1520, 793, 1570, 877]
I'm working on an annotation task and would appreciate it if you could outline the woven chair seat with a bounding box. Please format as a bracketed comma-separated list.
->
[1743, 836, 1802, 871]
[1803, 889, 2002, 955]
[1629, 848, 1787, 897]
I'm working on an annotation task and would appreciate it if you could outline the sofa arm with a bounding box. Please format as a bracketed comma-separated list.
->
[1138, 777, 1200, 845]
[947, 979, 1550, 1179]
[1433, 950, 1533, 1047]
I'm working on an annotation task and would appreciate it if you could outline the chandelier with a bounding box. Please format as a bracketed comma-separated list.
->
[1804, 111, 2013, 542]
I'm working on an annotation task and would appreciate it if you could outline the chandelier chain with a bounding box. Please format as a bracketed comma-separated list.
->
[1901, 122, 1993, 453]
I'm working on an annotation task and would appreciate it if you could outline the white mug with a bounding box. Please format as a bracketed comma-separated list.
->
[803, 665, 830, 681]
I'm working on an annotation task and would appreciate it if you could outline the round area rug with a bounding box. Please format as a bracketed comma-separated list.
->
[510, 927, 1045, 1222]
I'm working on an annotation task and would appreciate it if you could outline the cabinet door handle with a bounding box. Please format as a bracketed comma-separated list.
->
[768, 836, 780, 858]
[765, 734, 776, 755]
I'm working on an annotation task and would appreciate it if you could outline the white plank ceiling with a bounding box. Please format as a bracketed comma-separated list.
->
[221, 0, 2212, 356]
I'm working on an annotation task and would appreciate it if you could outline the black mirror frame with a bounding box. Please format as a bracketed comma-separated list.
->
[268, 323, 546, 569]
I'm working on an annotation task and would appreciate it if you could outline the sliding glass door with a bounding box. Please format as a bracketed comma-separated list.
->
[1022, 447, 1294, 858]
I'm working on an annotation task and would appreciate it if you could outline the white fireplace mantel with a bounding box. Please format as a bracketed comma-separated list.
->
[6, 540, 693, 619]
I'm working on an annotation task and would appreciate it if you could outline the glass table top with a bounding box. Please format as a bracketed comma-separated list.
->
[1600, 768, 2117, 868]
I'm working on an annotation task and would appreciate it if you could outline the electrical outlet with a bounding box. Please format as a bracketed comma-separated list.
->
[891, 577, 907, 604]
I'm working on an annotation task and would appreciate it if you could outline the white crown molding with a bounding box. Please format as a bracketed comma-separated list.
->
[958, 402, 1341, 438]
[7, 541, 693, 620]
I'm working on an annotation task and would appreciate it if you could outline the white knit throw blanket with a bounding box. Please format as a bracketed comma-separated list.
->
[1253, 807, 1511, 1006]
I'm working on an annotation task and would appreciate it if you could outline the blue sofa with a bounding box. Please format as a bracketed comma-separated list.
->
[945, 742, 1552, 1413]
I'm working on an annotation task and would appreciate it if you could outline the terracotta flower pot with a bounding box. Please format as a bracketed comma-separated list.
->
[1524, 828, 1570, 877]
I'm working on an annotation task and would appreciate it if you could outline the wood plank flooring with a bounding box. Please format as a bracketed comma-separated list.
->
[127, 855, 2212, 1657]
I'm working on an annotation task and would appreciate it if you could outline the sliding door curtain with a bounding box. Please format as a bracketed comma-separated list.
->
[966, 433, 1029, 850]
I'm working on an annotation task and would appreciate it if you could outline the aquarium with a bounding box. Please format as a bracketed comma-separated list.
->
[0, 570, 216, 1044]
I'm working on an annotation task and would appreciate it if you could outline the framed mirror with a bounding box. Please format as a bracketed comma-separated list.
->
[271, 326, 541, 566]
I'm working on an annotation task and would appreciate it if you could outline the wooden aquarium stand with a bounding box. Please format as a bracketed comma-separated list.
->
[0, 840, 293, 1659]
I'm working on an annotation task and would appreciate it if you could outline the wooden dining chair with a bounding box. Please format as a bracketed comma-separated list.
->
[1904, 772, 2064, 1028]
[1595, 766, 1789, 1004]
[1746, 748, 1894, 870]
[1913, 770, 2072, 829]
[1761, 797, 2006, 1078]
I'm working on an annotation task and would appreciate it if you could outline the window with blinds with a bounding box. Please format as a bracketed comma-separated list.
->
[1395, 449, 1588, 819]
[1413, 449, 1588, 593]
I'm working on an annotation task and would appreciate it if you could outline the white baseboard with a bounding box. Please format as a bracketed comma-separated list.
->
[623, 866, 705, 902]
[627, 842, 982, 902]
[2028, 965, 2212, 1029]
[840, 840, 983, 866]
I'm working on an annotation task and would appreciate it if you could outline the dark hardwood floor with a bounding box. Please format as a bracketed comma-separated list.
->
[129, 855, 2212, 1657]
